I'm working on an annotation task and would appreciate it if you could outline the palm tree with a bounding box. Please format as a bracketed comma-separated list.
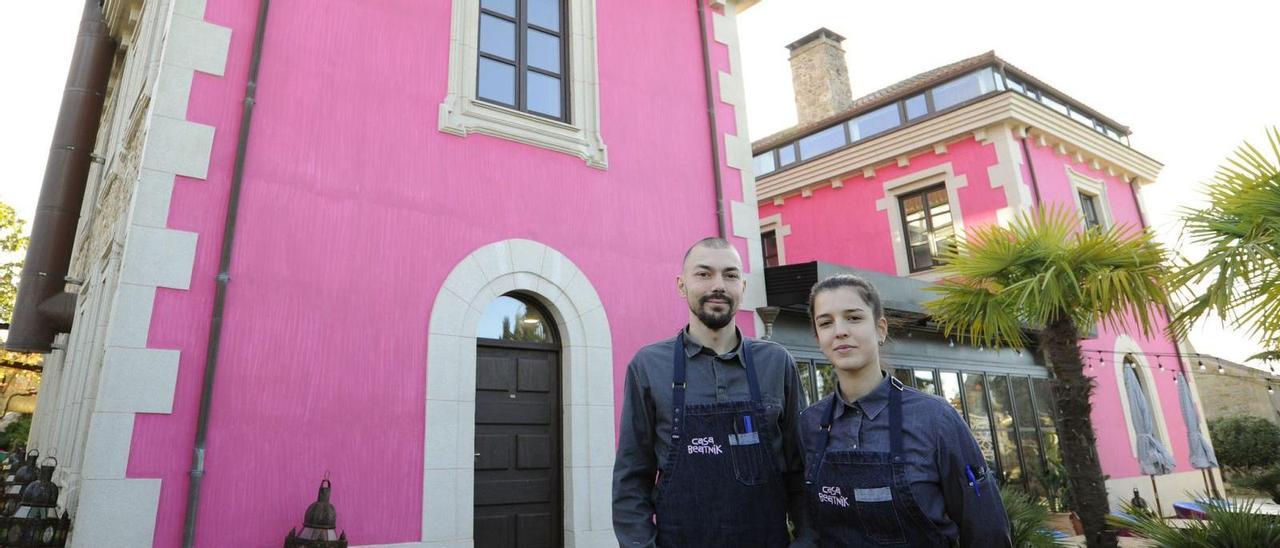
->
[925, 205, 1172, 548]
[1168, 127, 1280, 357]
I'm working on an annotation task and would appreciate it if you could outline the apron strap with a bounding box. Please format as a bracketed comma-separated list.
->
[671, 328, 764, 441]
[672, 332, 688, 440]
[889, 377, 904, 459]
[808, 375, 907, 482]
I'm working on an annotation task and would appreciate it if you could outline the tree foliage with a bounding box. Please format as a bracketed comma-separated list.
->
[0, 201, 30, 324]
[1207, 415, 1280, 473]
[1168, 127, 1280, 354]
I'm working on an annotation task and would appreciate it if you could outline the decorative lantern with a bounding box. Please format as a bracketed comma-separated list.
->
[2, 451, 38, 517]
[0, 448, 24, 492]
[0, 457, 70, 547]
[284, 479, 346, 548]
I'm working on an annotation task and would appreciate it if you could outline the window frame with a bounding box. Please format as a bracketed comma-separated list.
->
[897, 183, 955, 273]
[440, 0, 608, 169]
[476, 0, 570, 122]
[1067, 167, 1113, 231]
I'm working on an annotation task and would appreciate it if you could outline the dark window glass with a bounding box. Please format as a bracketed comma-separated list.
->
[777, 145, 797, 166]
[814, 362, 837, 399]
[762, 231, 780, 267]
[1012, 377, 1046, 497]
[798, 125, 847, 160]
[892, 367, 914, 388]
[795, 360, 816, 405]
[914, 369, 939, 395]
[1032, 378, 1064, 507]
[477, 0, 567, 121]
[939, 371, 965, 417]
[905, 94, 929, 120]
[1079, 192, 1101, 230]
[963, 373, 999, 474]
[753, 152, 776, 176]
[988, 375, 1023, 486]
[477, 295, 557, 343]
[899, 184, 956, 272]
[850, 103, 901, 141]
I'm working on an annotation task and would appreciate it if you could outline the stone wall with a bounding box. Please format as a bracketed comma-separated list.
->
[1194, 362, 1280, 425]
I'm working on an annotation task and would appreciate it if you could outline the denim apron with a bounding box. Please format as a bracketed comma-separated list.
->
[805, 378, 949, 547]
[654, 332, 789, 548]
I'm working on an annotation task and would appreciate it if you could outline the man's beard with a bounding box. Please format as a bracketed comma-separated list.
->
[691, 293, 736, 330]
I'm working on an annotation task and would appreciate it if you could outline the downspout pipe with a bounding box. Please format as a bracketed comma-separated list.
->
[181, 1, 271, 546]
[696, 0, 726, 238]
[6, 0, 115, 353]
[1018, 131, 1044, 207]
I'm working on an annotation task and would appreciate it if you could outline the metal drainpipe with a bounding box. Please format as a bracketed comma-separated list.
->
[1018, 132, 1044, 206]
[181, 1, 272, 546]
[5, 0, 115, 353]
[696, 0, 726, 238]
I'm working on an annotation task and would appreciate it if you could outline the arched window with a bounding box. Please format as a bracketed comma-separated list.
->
[476, 293, 558, 344]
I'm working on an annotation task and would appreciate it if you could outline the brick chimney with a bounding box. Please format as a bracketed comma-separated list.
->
[786, 28, 853, 125]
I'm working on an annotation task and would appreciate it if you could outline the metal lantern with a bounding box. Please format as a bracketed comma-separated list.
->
[284, 479, 346, 548]
[0, 448, 24, 493]
[2, 452, 38, 517]
[0, 457, 70, 547]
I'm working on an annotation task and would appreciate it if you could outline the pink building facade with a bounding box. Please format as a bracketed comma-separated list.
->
[19, 0, 769, 546]
[753, 33, 1221, 516]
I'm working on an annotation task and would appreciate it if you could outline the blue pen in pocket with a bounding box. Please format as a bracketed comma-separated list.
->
[965, 465, 982, 497]
[743, 415, 753, 433]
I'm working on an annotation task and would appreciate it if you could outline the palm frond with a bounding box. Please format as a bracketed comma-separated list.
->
[1169, 127, 1280, 342]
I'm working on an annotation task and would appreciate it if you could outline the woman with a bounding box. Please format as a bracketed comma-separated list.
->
[800, 275, 1011, 547]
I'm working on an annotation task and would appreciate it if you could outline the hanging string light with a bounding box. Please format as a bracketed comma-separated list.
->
[1085, 354, 1093, 371]
[1268, 382, 1274, 395]
[1156, 356, 1165, 371]
[1198, 359, 1206, 372]
[1097, 350, 1106, 369]
[1218, 362, 1225, 374]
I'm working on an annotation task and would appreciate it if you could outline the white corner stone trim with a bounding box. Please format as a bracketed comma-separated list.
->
[438, 0, 608, 169]
[982, 124, 1035, 226]
[873, 162, 968, 277]
[373, 239, 615, 548]
[712, 4, 767, 334]
[71, 1, 230, 546]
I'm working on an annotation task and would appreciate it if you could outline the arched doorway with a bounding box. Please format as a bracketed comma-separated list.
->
[472, 293, 563, 548]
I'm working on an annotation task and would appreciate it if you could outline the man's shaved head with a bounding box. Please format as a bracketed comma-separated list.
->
[682, 237, 735, 268]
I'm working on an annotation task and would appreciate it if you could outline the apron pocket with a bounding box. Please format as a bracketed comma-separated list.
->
[853, 487, 907, 545]
[728, 431, 770, 486]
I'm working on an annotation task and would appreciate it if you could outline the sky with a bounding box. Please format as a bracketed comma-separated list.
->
[2, 1, 1277, 367]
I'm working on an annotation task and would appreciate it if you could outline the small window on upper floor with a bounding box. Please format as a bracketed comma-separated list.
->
[1079, 191, 1102, 231]
[478, 0, 568, 120]
[762, 230, 780, 267]
[899, 184, 955, 272]
[441, 0, 607, 168]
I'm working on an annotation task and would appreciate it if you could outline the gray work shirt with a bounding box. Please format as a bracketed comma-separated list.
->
[612, 327, 815, 547]
[800, 375, 1012, 547]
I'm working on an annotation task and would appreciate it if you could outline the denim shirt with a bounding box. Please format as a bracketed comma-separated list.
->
[800, 374, 1012, 547]
[612, 327, 815, 547]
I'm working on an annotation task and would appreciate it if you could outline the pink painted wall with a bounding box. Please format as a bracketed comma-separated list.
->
[128, 1, 752, 546]
[1022, 141, 1193, 478]
[758, 136, 1004, 274]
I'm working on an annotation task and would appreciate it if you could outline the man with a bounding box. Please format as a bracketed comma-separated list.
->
[613, 237, 813, 547]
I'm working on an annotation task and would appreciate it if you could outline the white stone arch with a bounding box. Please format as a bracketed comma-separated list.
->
[415, 239, 616, 548]
[1112, 334, 1174, 461]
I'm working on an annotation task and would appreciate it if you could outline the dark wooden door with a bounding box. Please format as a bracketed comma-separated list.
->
[474, 341, 562, 548]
